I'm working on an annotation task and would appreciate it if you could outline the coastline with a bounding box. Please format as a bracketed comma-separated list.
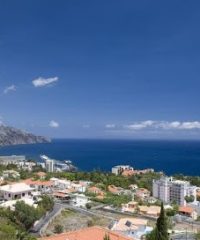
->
[0, 139, 200, 176]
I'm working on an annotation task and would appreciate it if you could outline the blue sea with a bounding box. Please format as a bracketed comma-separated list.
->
[0, 139, 200, 176]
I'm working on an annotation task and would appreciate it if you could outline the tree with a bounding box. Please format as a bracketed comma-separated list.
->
[14, 201, 40, 230]
[54, 224, 64, 234]
[103, 234, 110, 240]
[146, 202, 169, 240]
[156, 202, 169, 240]
[38, 195, 54, 212]
[185, 195, 195, 203]
[0, 223, 17, 240]
[196, 231, 200, 239]
[86, 203, 92, 209]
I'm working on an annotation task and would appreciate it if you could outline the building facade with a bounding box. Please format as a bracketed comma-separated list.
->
[153, 177, 197, 206]
[45, 159, 54, 172]
[0, 155, 26, 165]
[112, 165, 134, 175]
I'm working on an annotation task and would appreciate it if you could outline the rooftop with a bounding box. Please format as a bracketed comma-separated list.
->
[23, 179, 53, 187]
[0, 182, 34, 193]
[39, 226, 132, 240]
[179, 206, 195, 214]
[112, 218, 148, 232]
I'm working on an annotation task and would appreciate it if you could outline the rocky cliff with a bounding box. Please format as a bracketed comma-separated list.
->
[0, 125, 50, 146]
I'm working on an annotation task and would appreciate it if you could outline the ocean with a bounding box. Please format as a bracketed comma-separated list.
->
[0, 139, 200, 176]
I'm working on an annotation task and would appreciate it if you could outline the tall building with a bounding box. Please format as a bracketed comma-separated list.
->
[45, 159, 54, 172]
[153, 177, 197, 206]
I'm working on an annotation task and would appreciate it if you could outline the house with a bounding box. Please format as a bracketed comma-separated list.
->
[35, 172, 47, 180]
[2, 170, 20, 179]
[79, 180, 92, 187]
[71, 193, 90, 207]
[112, 165, 154, 176]
[135, 188, 150, 200]
[53, 190, 71, 201]
[0, 182, 34, 200]
[23, 179, 53, 193]
[39, 226, 132, 240]
[51, 178, 71, 189]
[147, 196, 157, 204]
[19, 161, 36, 171]
[129, 184, 138, 191]
[111, 218, 153, 240]
[122, 169, 135, 177]
[71, 182, 86, 193]
[108, 185, 124, 195]
[139, 205, 161, 217]
[178, 206, 198, 220]
[88, 186, 104, 195]
[112, 165, 134, 175]
[122, 201, 138, 213]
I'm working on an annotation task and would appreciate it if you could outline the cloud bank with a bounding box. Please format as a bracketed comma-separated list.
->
[105, 121, 200, 131]
[32, 77, 58, 87]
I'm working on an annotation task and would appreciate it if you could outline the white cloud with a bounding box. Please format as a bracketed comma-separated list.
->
[158, 121, 181, 129]
[159, 121, 200, 130]
[117, 120, 200, 131]
[179, 121, 200, 129]
[105, 124, 116, 129]
[3, 85, 16, 94]
[49, 120, 59, 128]
[32, 77, 58, 87]
[124, 120, 155, 130]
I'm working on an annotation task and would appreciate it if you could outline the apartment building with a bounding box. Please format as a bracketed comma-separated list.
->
[45, 158, 54, 172]
[153, 177, 197, 206]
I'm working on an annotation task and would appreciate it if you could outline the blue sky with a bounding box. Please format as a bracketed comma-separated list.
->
[0, 0, 200, 139]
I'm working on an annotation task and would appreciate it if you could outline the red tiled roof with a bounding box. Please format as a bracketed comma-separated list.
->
[36, 172, 47, 177]
[88, 186, 104, 195]
[39, 226, 132, 240]
[23, 178, 53, 187]
[108, 185, 122, 194]
[179, 206, 195, 214]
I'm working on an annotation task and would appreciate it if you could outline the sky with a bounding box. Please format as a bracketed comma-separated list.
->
[0, 0, 200, 139]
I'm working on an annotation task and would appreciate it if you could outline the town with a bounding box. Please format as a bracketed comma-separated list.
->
[0, 155, 200, 240]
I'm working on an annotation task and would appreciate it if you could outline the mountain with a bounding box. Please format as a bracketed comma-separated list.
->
[0, 125, 51, 146]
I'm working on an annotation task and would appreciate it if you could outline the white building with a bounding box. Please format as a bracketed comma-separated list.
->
[153, 177, 197, 206]
[51, 178, 71, 189]
[45, 159, 54, 172]
[71, 183, 86, 193]
[112, 165, 134, 175]
[111, 218, 153, 240]
[2, 170, 20, 179]
[72, 194, 90, 207]
[0, 183, 34, 200]
[0, 155, 26, 165]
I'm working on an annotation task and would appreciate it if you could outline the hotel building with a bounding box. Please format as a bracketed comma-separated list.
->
[153, 177, 197, 206]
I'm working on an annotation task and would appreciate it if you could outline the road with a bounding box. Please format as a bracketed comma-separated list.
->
[171, 232, 196, 240]
[56, 202, 115, 220]
[30, 203, 63, 236]
[30, 202, 115, 236]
